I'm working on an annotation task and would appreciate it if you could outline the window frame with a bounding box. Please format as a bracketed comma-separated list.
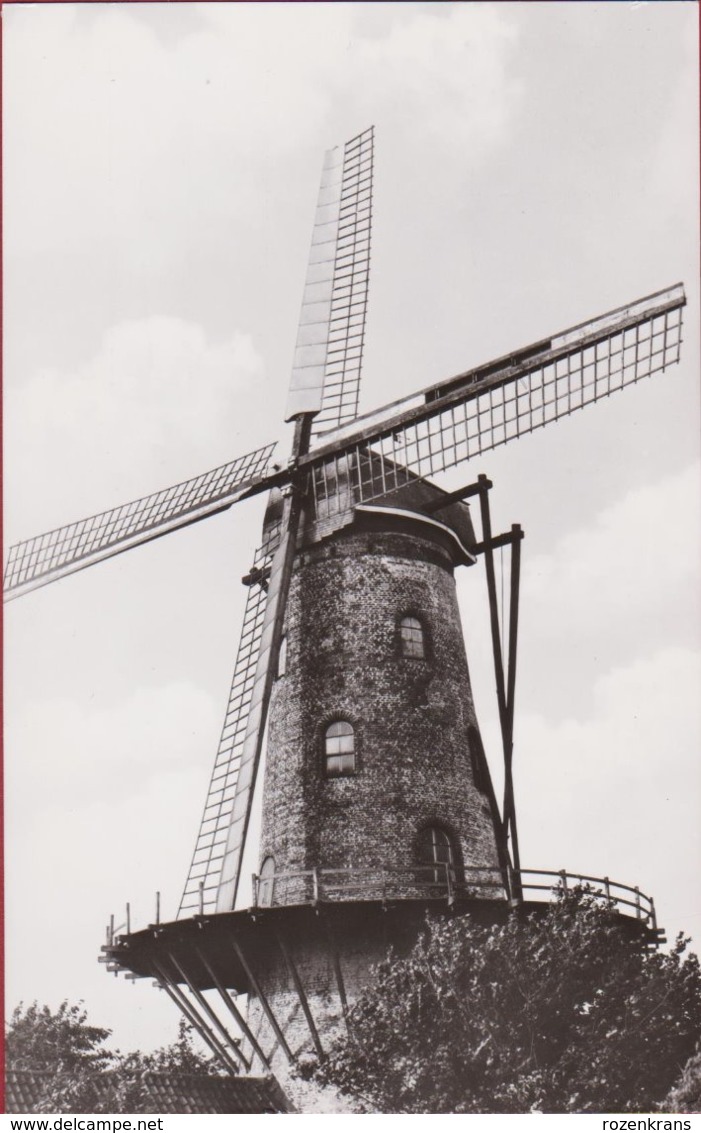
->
[415, 823, 460, 884]
[322, 718, 358, 779]
[398, 613, 428, 660]
[257, 855, 276, 907]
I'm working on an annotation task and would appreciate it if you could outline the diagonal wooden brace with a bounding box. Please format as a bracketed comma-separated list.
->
[475, 475, 524, 901]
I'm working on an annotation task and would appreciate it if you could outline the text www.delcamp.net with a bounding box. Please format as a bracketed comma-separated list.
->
[9, 1120, 164, 1131]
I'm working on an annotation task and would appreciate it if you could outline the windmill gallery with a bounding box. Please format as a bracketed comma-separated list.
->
[4, 129, 687, 1109]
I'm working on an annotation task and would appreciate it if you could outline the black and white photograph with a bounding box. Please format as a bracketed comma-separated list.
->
[4, 0, 700, 1117]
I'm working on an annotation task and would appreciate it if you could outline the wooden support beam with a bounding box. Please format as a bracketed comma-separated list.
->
[151, 961, 240, 1075]
[166, 951, 249, 1072]
[471, 516, 524, 884]
[193, 946, 269, 1072]
[504, 523, 523, 894]
[472, 527, 525, 556]
[477, 477, 522, 895]
[468, 723, 512, 898]
[423, 477, 492, 513]
[321, 915, 349, 1021]
[275, 932, 325, 1061]
[218, 412, 314, 913]
[230, 938, 294, 1064]
[477, 476, 509, 744]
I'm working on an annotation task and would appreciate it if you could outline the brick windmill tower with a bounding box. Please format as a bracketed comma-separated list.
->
[5, 129, 684, 1103]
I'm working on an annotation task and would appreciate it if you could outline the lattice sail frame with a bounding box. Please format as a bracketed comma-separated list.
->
[180, 129, 375, 913]
[305, 284, 685, 521]
[311, 127, 373, 436]
[185, 285, 684, 915]
[3, 116, 687, 931]
[179, 519, 281, 917]
[285, 127, 374, 431]
[4, 443, 277, 600]
[4, 125, 376, 604]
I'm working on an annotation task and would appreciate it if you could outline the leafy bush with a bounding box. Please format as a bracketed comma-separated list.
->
[309, 889, 701, 1113]
[659, 1045, 701, 1113]
[6, 1002, 219, 1113]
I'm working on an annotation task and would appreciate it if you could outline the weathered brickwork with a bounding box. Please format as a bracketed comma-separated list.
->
[242, 899, 516, 1109]
[243, 904, 451, 1108]
[247, 503, 504, 1108]
[259, 512, 501, 886]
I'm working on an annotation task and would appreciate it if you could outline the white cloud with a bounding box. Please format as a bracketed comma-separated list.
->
[4, 316, 267, 536]
[4, 3, 521, 263]
[516, 646, 701, 941]
[646, 13, 700, 227]
[354, 4, 521, 154]
[5, 759, 211, 1051]
[521, 460, 701, 641]
[5, 679, 221, 1006]
[458, 463, 700, 943]
[458, 459, 700, 737]
[3, 0, 697, 1054]
[4, 2, 523, 544]
[5, 680, 219, 814]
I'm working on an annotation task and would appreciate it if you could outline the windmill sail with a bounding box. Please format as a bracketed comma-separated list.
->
[305, 283, 685, 521]
[8, 120, 690, 952]
[182, 128, 375, 912]
[4, 128, 374, 606]
[214, 477, 306, 912]
[3, 442, 277, 601]
[209, 126, 376, 908]
[158, 279, 687, 915]
[178, 520, 281, 918]
[286, 127, 374, 435]
[5, 282, 684, 602]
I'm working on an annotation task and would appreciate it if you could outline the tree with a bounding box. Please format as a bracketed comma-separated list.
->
[145, 1016, 218, 1076]
[6, 1002, 219, 1113]
[6, 1001, 113, 1077]
[308, 889, 701, 1114]
[6, 1001, 119, 1112]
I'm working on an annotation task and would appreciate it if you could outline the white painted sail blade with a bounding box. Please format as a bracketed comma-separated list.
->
[306, 283, 686, 517]
[311, 127, 374, 436]
[286, 127, 374, 426]
[4, 442, 277, 601]
[178, 521, 281, 918]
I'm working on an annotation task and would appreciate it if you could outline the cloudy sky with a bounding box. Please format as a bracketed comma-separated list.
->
[4, 1, 699, 1054]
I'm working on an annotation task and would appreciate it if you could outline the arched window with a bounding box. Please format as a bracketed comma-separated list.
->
[400, 615, 425, 659]
[324, 720, 356, 778]
[258, 855, 276, 907]
[416, 825, 455, 883]
[277, 635, 287, 678]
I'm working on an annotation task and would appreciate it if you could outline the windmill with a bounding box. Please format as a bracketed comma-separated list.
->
[5, 128, 687, 1098]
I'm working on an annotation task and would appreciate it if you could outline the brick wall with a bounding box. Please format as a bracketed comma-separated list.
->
[243, 903, 449, 1110]
[247, 505, 504, 1109]
[259, 512, 501, 886]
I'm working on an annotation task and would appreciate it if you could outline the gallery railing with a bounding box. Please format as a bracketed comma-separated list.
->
[104, 866, 659, 948]
[249, 864, 658, 930]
